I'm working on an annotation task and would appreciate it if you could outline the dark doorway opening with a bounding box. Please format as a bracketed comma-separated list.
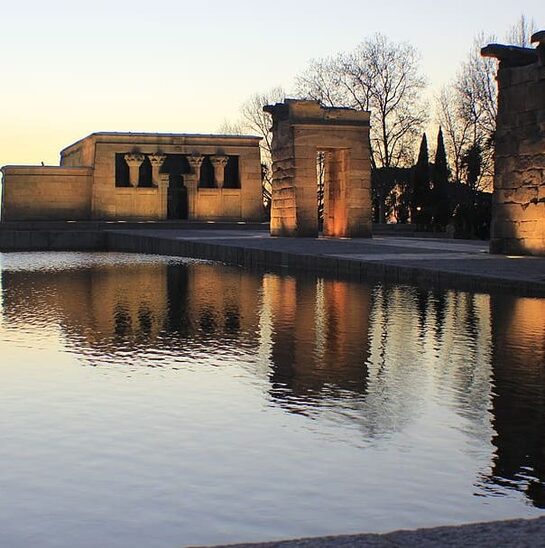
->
[163, 154, 190, 220]
[167, 175, 188, 220]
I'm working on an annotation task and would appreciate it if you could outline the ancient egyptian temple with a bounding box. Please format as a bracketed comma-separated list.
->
[1, 132, 264, 222]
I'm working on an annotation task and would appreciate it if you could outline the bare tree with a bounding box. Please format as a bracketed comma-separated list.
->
[436, 13, 538, 190]
[506, 14, 537, 47]
[294, 56, 352, 109]
[295, 34, 428, 169]
[436, 34, 497, 190]
[218, 119, 245, 135]
[219, 86, 286, 207]
[436, 86, 472, 184]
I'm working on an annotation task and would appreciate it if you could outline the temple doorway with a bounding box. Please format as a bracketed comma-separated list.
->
[167, 175, 188, 220]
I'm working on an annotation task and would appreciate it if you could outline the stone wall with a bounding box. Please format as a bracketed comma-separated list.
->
[1, 166, 92, 221]
[1, 132, 264, 223]
[483, 33, 545, 256]
[264, 100, 372, 238]
[68, 134, 264, 222]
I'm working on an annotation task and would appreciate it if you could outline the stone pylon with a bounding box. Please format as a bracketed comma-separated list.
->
[264, 100, 372, 238]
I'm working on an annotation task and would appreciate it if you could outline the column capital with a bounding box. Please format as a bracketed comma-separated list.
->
[148, 153, 167, 167]
[188, 154, 205, 174]
[210, 155, 229, 168]
[149, 153, 167, 187]
[124, 153, 145, 168]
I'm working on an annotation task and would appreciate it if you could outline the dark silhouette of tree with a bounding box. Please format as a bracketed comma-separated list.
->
[219, 86, 286, 214]
[461, 142, 483, 192]
[411, 133, 431, 230]
[431, 128, 451, 230]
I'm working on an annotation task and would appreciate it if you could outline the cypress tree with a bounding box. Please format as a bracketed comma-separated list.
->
[411, 133, 431, 230]
[432, 128, 451, 230]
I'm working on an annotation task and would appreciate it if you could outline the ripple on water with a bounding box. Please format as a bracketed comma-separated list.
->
[0, 252, 544, 548]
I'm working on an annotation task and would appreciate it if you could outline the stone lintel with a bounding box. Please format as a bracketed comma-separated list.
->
[264, 99, 370, 126]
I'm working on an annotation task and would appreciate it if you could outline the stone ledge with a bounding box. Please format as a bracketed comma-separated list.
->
[199, 517, 545, 548]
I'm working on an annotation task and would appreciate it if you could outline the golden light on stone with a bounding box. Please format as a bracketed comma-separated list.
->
[482, 31, 545, 257]
[0, 133, 265, 223]
[264, 100, 372, 239]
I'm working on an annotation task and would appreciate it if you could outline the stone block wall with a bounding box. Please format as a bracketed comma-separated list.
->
[1, 166, 92, 221]
[484, 34, 545, 256]
[79, 134, 264, 222]
[265, 100, 372, 238]
[1, 133, 264, 223]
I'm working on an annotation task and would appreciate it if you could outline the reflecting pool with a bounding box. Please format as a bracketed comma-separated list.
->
[0, 252, 544, 547]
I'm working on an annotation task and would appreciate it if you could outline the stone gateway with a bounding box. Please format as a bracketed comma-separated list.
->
[1, 132, 264, 222]
[264, 100, 372, 238]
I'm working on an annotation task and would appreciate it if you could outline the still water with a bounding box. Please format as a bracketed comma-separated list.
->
[0, 252, 544, 547]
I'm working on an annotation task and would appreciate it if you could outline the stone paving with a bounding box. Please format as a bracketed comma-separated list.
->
[115, 229, 545, 296]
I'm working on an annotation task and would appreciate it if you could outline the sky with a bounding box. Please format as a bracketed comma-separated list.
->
[0, 0, 542, 167]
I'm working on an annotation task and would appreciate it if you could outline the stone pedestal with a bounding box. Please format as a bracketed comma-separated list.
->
[124, 153, 145, 187]
[264, 100, 372, 238]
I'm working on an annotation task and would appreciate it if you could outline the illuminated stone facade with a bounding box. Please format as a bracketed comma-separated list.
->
[1, 132, 264, 222]
[483, 31, 545, 256]
[264, 100, 372, 238]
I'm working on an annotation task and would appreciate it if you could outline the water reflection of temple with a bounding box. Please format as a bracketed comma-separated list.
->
[489, 295, 545, 508]
[1, 261, 262, 356]
[2, 258, 545, 508]
[262, 274, 371, 401]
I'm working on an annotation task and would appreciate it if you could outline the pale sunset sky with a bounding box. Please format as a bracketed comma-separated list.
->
[0, 0, 542, 168]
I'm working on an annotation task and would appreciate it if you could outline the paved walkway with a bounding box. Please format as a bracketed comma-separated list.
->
[202, 517, 545, 548]
[114, 229, 545, 296]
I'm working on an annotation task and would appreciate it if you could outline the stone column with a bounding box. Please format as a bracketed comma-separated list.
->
[124, 153, 145, 187]
[482, 33, 545, 256]
[148, 153, 167, 187]
[186, 154, 205, 219]
[210, 155, 229, 188]
[158, 173, 170, 220]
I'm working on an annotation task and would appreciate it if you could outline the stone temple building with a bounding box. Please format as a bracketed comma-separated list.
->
[1, 132, 264, 222]
[483, 31, 545, 256]
[264, 100, 372, 239]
